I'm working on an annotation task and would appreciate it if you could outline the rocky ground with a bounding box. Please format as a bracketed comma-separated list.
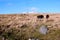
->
[0, 13, 60, 40]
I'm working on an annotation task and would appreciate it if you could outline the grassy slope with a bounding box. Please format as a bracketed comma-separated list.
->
[0, 14, 60, 40]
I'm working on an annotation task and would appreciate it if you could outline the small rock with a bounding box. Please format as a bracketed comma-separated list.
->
[39, 25, 48, 34]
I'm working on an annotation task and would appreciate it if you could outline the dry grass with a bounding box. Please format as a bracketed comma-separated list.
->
[0, 14, 60, 40]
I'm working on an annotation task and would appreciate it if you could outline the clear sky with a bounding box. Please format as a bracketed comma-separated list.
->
[0, 0, 60, 14]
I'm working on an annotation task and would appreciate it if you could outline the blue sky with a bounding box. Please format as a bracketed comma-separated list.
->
[0, 0, 60, 14]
